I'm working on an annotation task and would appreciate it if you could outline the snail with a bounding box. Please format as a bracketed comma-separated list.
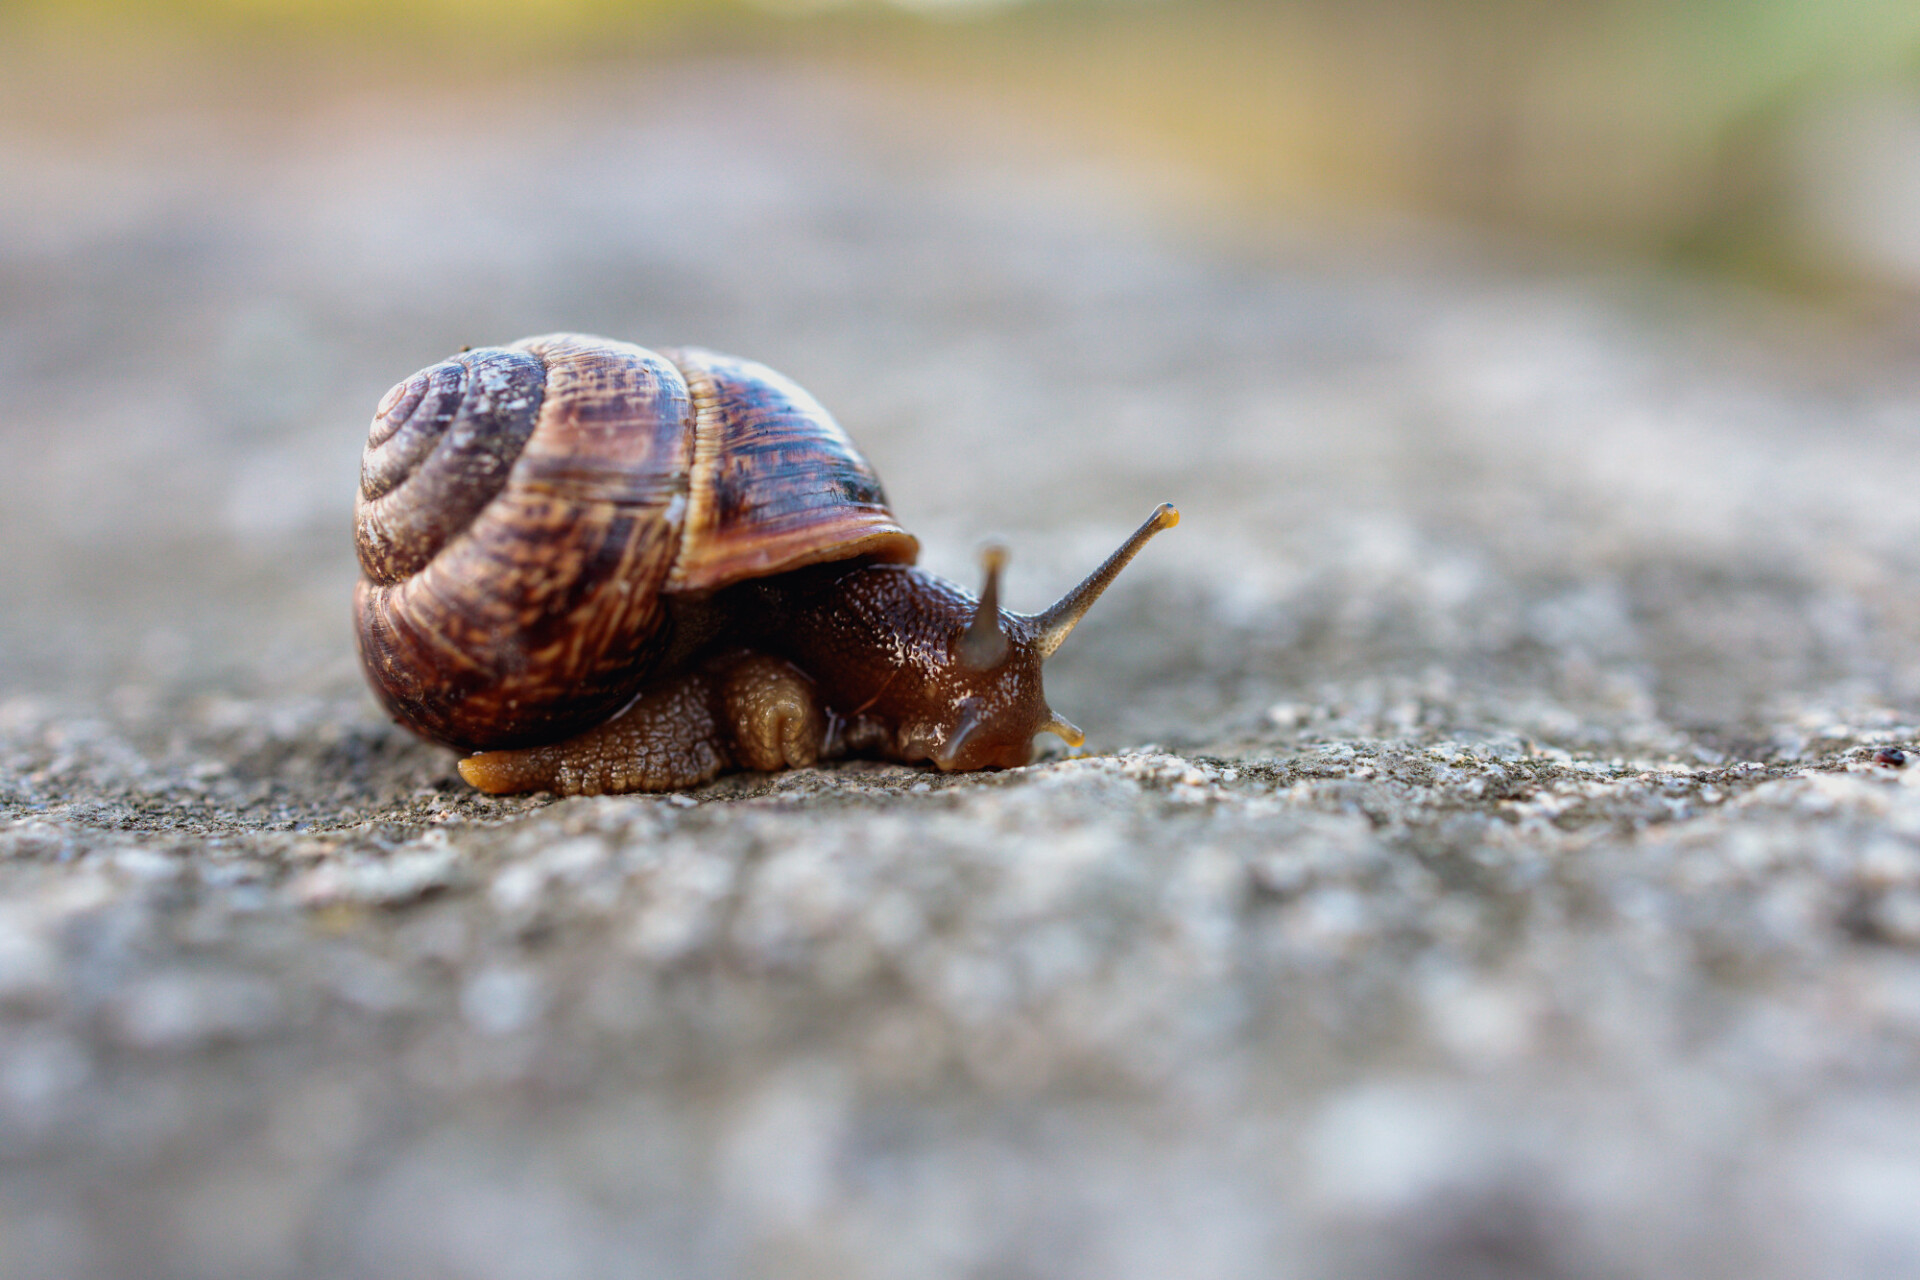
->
[354, 333, 1177, 795]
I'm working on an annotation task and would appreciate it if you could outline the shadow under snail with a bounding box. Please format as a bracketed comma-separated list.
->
[353, 333, 1178, 796]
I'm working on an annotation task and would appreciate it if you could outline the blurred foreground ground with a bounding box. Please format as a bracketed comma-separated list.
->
[8, 53, 1920, 1280]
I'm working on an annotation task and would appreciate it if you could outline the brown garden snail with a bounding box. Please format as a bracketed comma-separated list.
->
[354, 333, 1177, 795]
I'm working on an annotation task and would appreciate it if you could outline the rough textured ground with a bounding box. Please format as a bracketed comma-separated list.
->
[7, 60, 1920, 1280]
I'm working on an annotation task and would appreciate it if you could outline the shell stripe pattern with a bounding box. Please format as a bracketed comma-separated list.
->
[353, 335, 916, 752]
[664, 348, 917, 593]
[355, 336, 691, 749]
[356, 346, 547, 584]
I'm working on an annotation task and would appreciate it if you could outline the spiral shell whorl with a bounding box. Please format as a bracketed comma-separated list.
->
[354, 336, 695, 750]
[356, 349, 546, 585]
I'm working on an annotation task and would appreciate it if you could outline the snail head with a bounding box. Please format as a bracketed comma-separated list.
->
[891, 503, 1180, 771]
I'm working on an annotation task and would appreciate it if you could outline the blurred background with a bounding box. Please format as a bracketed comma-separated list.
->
[9, 0, 1920, 714]
[15, 6, 1920, 1280]
[12, 0, 1920, 294]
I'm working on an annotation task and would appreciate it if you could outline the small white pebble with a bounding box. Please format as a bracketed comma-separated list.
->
[0, 926, 59, 1006]
[111, 848, 178, 881]
[539, 836, 609, 879]
[1870, 891, 1920, 947]
[289, 847, 458, 907]
[113, 972, 283, 1050]
[0, 1034, 92, 1114]
[488, 862, 546, 916]
[460, 966, 545, 1036]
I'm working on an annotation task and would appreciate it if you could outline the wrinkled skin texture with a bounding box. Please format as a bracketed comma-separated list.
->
[764, 564, 1055, 774]
[460, 564, 1065, 795]
[459, 651, 824, 795]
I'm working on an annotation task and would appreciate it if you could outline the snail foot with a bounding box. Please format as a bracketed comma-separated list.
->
[454, 653, 827, 796]
[457, 673, 728, 796]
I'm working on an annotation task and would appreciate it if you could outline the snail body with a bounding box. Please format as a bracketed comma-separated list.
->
[353, 333, 1176, 795]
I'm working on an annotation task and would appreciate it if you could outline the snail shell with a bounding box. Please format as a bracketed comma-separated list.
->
[353, 334, 916, 751]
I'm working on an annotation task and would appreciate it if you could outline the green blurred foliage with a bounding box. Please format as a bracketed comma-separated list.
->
[9, 0, 1920, 294]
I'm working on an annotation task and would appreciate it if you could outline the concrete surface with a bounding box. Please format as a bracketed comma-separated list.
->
[6, 60, 1920, 1280]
